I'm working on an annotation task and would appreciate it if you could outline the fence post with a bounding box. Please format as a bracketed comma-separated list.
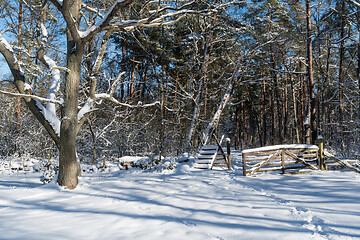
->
[318, 135, 325, 170]
[242, 152, 246, 176]
[281, 150, 285, 174]
[226, 138, 231, 169]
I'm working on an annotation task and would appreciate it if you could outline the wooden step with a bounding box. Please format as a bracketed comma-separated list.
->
[193, 163, 210, 169]
[196, 159, 212, 164]
[198, 155, 215, 160]
[201, 145, 218, 150]
[214, 163, 227, 167]
[199, 150, 217, 155]
[213, 160, 227, 164]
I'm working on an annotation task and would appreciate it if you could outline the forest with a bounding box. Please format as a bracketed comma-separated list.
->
[0, 0, 359, 188]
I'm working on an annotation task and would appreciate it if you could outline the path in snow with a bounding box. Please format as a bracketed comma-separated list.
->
[230, 151, 360, 239]
[0, 151, 359, 239]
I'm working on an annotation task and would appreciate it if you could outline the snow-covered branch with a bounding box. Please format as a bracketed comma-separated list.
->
[48, 0, 63, 10]
[43, 55, 62, 114]
[346, 0, 360, 8]
[0, 34, 60, 146]
[110, 72, 126, 96]
[79, 0, 135, 40]
[114, 9, 213, 31]
[79, 0, 231, 39]
[77, 93, 160, 123]
[0, 90, 63, 105]
[0, 35, 24, 77]
[81, 3, 104, 19]
[95, 93, 160, 108]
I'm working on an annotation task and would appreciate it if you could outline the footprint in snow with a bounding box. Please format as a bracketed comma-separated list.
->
[182, 220, 197, 227]
[295, 206, 308, 213]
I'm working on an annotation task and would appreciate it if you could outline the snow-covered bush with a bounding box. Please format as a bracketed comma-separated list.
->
[130, 155, 178, 171]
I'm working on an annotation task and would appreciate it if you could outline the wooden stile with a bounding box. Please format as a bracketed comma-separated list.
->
[194, 134, 231, 170]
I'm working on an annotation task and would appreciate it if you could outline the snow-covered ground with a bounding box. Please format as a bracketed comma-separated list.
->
[0, 152, 360, 240]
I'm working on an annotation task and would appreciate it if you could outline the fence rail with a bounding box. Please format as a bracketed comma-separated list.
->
[242, 144, 319, 176]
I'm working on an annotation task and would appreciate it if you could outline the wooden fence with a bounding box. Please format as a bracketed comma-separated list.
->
[242, 144, 319, 176]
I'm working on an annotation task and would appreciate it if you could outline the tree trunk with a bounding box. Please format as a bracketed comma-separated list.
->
[261, 78, 267, 146]
[290, 73, 300, 143]
[57, 0, 83, 189]
[58, 46, 82, 189]
[270, 52, 283, 144]
[339, 0, 345, 125]
[87, 119, 97, 165]
[305, 0, 317, 144]
[321, 34, 331, 141]
[235, 103, 240, 149]
[184, 79, 203, 152]
[357, 9, 360, 124]
[201, 77, 235, 146]
[283, 72, 288, 141]
[16, 0, 23, 133]
[243, 101, 247, 148]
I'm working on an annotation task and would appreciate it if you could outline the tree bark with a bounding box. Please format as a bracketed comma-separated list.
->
[57, 0, 83, 189]
[271, 52, 283, 144]
[283, 71, 288, 141]
[339, 0, 345, 125]
[290, 73, 300, 143]
[305, 0, 317, 144]
[242, 101, 247, 148]
[235, 103, 240, 149]
[357, 9, 360, 123]
[15, 0, 23, 133]
[260, 77, 266, 147]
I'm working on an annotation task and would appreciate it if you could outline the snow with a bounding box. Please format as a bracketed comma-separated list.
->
[94, 93, 110, 99]
[36, 101, 61, 136]
[40, 23, 48, 43]
[0, 35, 14, 54]
[78, 98, 94, 120]
[34, 54, 62, 134]
[1, 152, 360, 239]
[0, 35, 23, 73]
[242, 144, 319, 153]
[24, 82, 34, 93]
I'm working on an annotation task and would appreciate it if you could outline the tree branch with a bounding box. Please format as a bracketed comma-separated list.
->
[346, 0, 360, 8]
[95, 93, 160, 108]
[0, 90, 63, 105]
[0, 35, 60, 147]
[81, 0, 136, 41]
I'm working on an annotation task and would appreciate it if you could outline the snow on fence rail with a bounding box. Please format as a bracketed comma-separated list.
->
[242, 144, 319, 176]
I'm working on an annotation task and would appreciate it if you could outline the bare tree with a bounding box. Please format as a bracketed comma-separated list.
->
[0, 0, 216, 189]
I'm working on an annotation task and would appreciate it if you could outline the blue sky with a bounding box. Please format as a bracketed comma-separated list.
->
[0, 56, 11, 79]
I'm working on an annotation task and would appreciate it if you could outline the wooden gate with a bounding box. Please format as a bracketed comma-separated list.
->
[242, 144, 319, 176]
